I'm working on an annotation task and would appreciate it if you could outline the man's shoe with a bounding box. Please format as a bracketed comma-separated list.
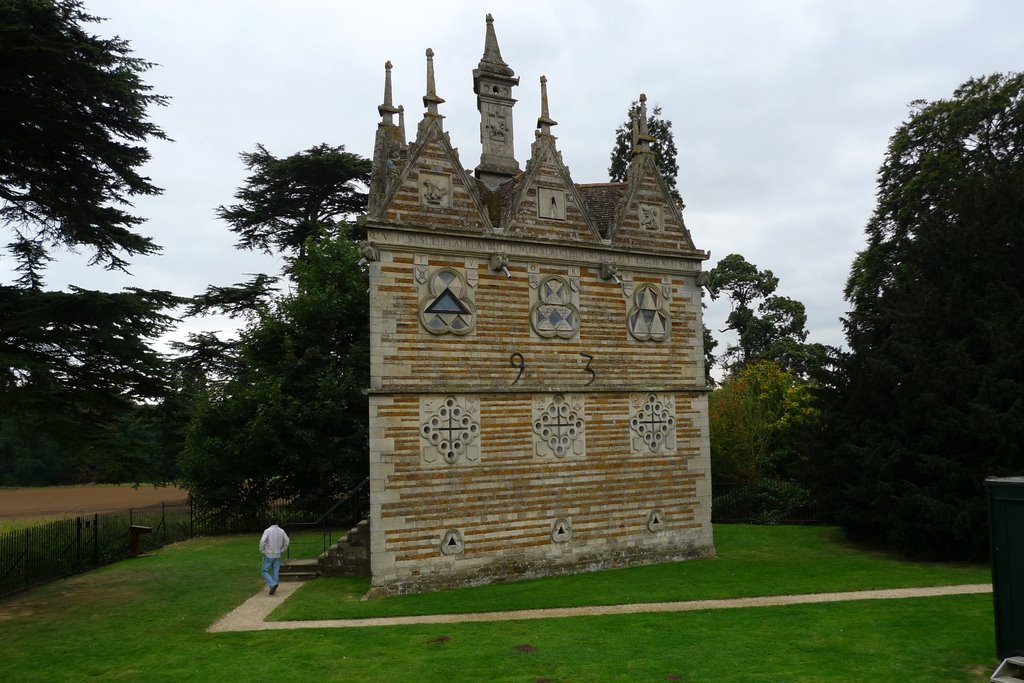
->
[269, 583, 278, 595]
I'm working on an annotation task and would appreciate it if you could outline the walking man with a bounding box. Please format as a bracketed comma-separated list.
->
[259, 520, 289, 595]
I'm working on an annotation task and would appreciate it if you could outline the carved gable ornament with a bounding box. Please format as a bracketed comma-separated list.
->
[419, 172, 451, 208]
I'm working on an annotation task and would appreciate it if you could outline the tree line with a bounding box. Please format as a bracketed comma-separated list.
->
[3, 0, 1022, 560]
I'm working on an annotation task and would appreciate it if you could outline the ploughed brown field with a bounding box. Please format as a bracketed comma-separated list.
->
[0, 485, 188, 519]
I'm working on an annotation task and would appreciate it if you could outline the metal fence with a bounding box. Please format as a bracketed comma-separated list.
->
[0, 499, 192, 599]
[282, 477, 370, 558]
[0, 482, 371, 600]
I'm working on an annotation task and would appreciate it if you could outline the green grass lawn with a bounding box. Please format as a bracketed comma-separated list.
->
[272, 524, 991, 620]
[0, 525, 998, 682]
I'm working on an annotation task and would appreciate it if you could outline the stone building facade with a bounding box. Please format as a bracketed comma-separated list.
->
[362, 15, 714, 596]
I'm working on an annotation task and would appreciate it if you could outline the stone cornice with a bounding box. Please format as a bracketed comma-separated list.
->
[365, 223, 710, 274]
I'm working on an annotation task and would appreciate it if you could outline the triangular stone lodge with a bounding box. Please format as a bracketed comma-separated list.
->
[361, 13, 714, 596]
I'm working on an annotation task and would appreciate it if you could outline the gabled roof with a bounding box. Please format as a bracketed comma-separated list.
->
[576, 183, 627, 240]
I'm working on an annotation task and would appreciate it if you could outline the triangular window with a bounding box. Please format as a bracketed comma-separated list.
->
[427, 289, 470, 315]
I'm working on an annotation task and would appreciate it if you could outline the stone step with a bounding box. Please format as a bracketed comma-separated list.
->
[318, 518, 371, 578]
[280, 558, 320, 582]
[993, 656, 1024, 682]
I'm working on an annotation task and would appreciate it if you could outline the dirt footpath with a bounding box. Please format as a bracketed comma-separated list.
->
[0, 485, 188, 519]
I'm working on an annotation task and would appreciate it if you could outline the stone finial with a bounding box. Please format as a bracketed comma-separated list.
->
[378, 60, 400, 125]
[423, 48, 445, 116]
[638, 93, 651, 139]
[632, 93, 656, 157]
[397, 105, 407, 150]
[536, 75, 558, 136]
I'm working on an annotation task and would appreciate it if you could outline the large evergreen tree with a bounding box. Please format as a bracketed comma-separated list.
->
[0, 0, 177, 482]
[216, 143, 370, 268]
[179, 236, 369, 520]
[823, 73, 1024, 560]
[179, 145, 371, 518]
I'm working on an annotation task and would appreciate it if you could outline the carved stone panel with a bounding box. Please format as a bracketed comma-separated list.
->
[630, 393, 677, 455]
[530, 273, 580, 339]
[537, 187, 566, 221]
[647, 509, 666, 532]
[420, 396, 481, 465]
[532, 393, 585, 458]
[639, 202, 663, 231]
[531, 276, 579, 339]
[440, 529, 465, 555]
[551, 517, 573, 543]
[483, 103, 511, 155]
[419, 172, 451, 208]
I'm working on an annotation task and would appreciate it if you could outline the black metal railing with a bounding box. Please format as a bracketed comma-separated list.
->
[283, 476, 370, 557]
[0, 500, 192, 599]
[0, 477, 372, 599]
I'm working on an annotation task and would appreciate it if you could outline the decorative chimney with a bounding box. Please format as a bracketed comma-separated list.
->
[472, 14, 520, 188]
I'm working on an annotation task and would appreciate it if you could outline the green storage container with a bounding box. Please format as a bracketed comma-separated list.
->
[987, 477, 1024, 659]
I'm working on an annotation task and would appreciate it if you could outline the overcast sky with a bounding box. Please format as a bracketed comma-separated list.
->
[22, 0, 1024, 358]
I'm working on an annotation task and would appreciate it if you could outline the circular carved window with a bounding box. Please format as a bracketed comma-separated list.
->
[627, 284, 669, 342]
[421, 397, 480, 464]
[420, 268, 475, 335]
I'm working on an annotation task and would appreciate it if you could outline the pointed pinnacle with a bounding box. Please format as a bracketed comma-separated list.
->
[631, 107, 639, 151]
[378, 60, 399, 123]
[537, 75, 557, 135]
[638, 93, 651, 139]
[423, 48, 445, 115]
[633, 93, 655, 156]
[398, 105, 407, 149]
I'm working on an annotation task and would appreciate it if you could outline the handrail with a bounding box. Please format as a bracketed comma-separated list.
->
[285, 476, 370, 530]
[282, 477, 370, 557]
[314, 476, 369, 526]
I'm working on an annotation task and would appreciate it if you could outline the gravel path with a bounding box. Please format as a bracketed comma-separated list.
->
[207, 582, 992, 633]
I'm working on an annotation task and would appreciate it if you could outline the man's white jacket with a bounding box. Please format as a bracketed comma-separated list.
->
[259, 525, 290, 558]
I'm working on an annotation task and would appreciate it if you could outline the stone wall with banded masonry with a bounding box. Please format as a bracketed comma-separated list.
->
[367, 233, 713, 594]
